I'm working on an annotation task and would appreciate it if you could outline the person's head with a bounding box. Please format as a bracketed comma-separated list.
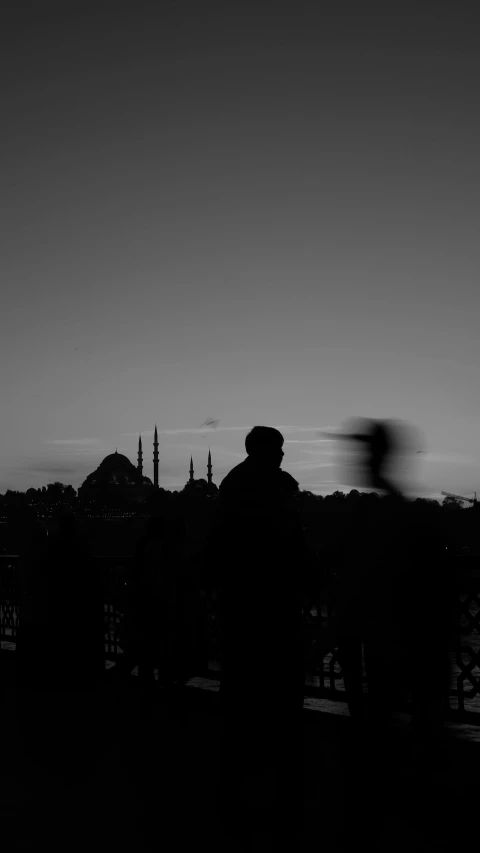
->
[245, 426, 284, 468]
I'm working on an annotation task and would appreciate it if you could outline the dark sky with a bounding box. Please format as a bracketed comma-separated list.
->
[2, 3, 479, 497]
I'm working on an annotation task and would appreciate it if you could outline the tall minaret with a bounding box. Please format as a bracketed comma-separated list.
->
[137, 435, 143, 475]
[189, 455, 194, 484]
[153, 424, 159, 488]
[207, 448, 212, 485]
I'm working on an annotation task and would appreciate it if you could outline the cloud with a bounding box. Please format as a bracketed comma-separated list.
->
[422, 452, 478, 465]
[13, 453, 103, 484]
[283, 439, 335, 445]
[286, 446, 336, 469]
[290, 448, 335, 455]
[288, 460, 334, 471]
[199, 419, 221, 429]
[44, 438, 103, 446]
[124, 425, 336, 438]
[123, 426, 251, 437]
[23, 464, 81, 476]
[298, 482, 356, 491]
[274, 426, 337, 433]
[68, 448, 107, 456]
[169, 443, 244, 458]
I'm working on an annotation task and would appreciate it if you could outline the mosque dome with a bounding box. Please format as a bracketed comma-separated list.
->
[79, 449, 153, 501]
[98, 452, 133, 470]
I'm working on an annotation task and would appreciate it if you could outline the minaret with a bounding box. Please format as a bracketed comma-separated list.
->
[153, 424, 159, 488]
[189, 455, 194, 484]
[207, 448, 212, 485]
[137, 435, 143, 475]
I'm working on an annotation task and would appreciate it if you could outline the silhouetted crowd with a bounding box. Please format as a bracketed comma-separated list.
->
[9, 421, 459, 846]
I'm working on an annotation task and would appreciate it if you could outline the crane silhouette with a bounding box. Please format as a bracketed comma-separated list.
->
[441, 490, 477, 505]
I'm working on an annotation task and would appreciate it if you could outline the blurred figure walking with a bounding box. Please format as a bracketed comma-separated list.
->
[333, 417, 453, 753]
[332, 419, 409, 729]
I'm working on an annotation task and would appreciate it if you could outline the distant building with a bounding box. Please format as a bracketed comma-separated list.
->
[78, 430, 218, 504]
[182, 448, 218, 496]
[78, 451, 154, 504]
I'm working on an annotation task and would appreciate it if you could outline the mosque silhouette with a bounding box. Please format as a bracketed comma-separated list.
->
[78, 425, 217, 502]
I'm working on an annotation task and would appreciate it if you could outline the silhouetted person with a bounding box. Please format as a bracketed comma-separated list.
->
[207, 426, 309, 842]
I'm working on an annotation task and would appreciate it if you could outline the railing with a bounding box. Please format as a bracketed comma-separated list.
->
[0, 556, 19, 643]
[2, 555, 480, 725]
[450, 569, 480, 718]
[0, 555, 130, 658]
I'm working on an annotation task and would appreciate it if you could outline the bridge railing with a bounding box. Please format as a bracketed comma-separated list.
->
[2, 555, 480, 724]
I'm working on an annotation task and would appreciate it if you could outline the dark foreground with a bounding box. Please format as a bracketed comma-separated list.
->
[1, 657, 479, 852]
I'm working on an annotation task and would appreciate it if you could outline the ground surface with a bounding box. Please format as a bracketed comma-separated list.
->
[0, 657, 478, 851]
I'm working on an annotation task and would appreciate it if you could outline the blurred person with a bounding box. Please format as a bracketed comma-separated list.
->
[328, 419, 419, 847]
[329, 420, 404, 727]
[333, 419, 454, 765]
[330, 417, 423, 499]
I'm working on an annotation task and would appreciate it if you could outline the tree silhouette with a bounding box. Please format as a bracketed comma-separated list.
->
[45, 482, 77, 503]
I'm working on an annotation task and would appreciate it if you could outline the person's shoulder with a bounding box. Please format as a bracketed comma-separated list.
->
[280, 471, 299, 493]
[219, 459, 248, 490]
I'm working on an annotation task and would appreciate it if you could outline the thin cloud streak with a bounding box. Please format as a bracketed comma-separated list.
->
[275, 426, 337, 434]
[423, 452, 477, 465]
[283, 439, 335, 444]
[26, 465, 80, 476]
[123, 425, 335, 437]
[122, 426, 252, 437]
[289, 461, 334, 471]
[294, 450, 335, 459]
[169, 443, 244, 458]
[159, 426, 252, 435]
[44, 438, 103, 446]
[299, 482, 364, 491]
